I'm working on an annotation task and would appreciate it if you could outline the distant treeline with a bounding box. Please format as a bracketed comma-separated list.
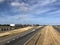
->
[0, 24, 41, 29]
[0, 24, 40, 26]
[0, 24, 42, 32]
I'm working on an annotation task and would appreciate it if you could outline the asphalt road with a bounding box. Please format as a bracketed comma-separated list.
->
[36, 26, 60, 45]
[4, 27, 43, 45]
[0, 26, 44, 45]
[0, 28, 34, 45]
[24, 26, 60, 45]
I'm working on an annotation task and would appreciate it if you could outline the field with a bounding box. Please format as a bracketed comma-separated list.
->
[0, 26, 33, 37]
[53, 25, 60, 32]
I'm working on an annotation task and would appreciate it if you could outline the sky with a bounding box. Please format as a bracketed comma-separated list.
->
[0, 0, 60, 25]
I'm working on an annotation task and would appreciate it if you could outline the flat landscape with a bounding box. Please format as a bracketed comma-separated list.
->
[0, 25, 60, 45]
[0, 0, 60, 45]
[0, 26, 33, 37]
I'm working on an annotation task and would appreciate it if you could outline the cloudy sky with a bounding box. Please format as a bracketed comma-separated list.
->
[0, 0, 60, 25]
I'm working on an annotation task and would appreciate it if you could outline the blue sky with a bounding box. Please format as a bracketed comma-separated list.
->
[0, 0, 60, 25]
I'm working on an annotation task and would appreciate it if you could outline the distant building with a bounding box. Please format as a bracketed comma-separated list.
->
[10, 24, 15, 26]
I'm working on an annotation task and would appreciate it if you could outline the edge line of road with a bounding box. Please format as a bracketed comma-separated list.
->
[23, 31, 38, 45]
[24, 26, 44, 45]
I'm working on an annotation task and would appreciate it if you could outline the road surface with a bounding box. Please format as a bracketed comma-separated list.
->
[25, 26, 60, 45]
[1, 26, 59, 45]
[4, 26, 43, 45]
[0, 26, 43, 45]
[0, 26, 34, 45]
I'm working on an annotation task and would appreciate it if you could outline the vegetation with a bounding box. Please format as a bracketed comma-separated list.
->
[53, 25, 60, 32]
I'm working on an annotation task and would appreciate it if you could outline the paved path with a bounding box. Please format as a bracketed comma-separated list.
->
[36, 26, 60, 45]
[25, 26, 60, 45]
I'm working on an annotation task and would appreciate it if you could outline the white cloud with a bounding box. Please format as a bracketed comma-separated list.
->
[12, 14, 33, 19]
[32, 9, 50, 15]
[11, 2, 30, 12]
[11, 2, 20, 6]
[10, 0, 57, 14]
[31, 0, 56, 9]
[39, 0, 56, 6]
[27, 0, 57, 14]
[0, 0, 5, 3]
[46, 10, 60, 15]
